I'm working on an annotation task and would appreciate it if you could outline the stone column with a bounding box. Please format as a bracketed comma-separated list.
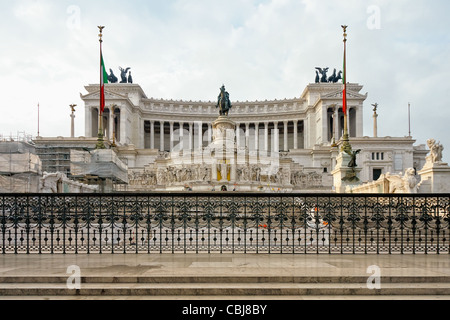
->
[208, 124, 212, 144]
[160, 121, 165, 152]
[373, 111, 378, 138]
[322, 106, 328, 144]
[264, 122, 269, 152]
[169, 121, 174, 151]
[179, 122, 184, 151]
[373, 109, 378, 138]
[273, 121, 279, 153]
[85, 106, 92, 138]
[189, 122, 193, 150]
[150, 121, 155, 149]
[255, 122, 259, 153]
[293, 120, 298, 149]
[108, 108, 115, 141]
[120, 108, 127, 144]
[245, 123, 250, 149]
[197, 122, 203, 150]
[284, 121, 288, 151]
[304, 117, 309, 149]
[236, 123, 241, 148]
[140, 119, 145, 149]
[357, 106, 364, 138]
[70, 112, 76, 138]
[334, 108, 339, 141]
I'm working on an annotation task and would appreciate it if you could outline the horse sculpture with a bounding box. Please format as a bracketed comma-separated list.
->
[108, 69, 118, 83]
[216, 85, 232, 116]
[328, 69, 337, 83]
[315, 71, 320, 83]
[334, 71, 342, 83]
[314, 68, 342, 83]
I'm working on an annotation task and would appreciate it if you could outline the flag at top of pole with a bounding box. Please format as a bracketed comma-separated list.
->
[96, 26, 107, 150]
[99, 26, 108, 114]
[100, 52, 108, 113]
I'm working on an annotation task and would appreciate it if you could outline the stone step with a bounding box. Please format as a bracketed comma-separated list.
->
[1, 275, 450, 284]
[2, 295, 450, 300]
[1, 281, 450, 296]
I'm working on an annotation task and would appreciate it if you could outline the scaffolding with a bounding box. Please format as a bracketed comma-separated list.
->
[70, 149, 128, 192]
[0, 141, 42, 193]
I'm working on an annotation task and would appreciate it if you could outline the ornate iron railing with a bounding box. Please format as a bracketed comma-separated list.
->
[1, 193, 449, 255]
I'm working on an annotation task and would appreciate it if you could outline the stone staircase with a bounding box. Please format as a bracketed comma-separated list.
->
[1, 275, 450, 299]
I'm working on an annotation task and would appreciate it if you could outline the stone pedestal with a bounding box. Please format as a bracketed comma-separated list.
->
[331, 152, 362, 193]
[418, 161, 450, 193]
[210, 116, 237, 185]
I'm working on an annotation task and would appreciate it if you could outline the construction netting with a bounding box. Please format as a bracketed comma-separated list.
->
[0, 142, 42, 193]
[70, 149, 128, 184]
[0, 174, 41, 193]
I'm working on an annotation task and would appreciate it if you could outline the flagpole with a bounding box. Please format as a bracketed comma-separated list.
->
[408, 103, 411, 137]
[37, 103, 40, 137]
[96, 26, 106, 149]
[341, 25, 352, 154]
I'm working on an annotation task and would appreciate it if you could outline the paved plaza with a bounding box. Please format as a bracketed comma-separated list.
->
[1, 253, 449, 278]
[0, 253, 449, 300]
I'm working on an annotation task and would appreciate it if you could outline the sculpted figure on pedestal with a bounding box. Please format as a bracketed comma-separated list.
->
[216, 85, 232, 116]
[427, 139, 444, 163]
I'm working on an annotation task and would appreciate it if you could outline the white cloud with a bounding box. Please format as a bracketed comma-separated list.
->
[1, 0, 449, 160]
[14, 1, 48, 18]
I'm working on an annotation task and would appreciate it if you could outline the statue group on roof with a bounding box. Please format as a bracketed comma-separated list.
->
[315, 67, 342, 83]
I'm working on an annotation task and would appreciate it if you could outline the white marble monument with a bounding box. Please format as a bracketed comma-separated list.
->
[418, 139, 450, 193]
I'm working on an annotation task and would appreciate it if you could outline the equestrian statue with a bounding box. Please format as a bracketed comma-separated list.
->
[216, 85, 232, 116]
[314, 67, 342, 83]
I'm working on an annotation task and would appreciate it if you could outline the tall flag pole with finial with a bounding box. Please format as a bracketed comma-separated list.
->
[96, 26, 107, 149]
[37, 103, 40, 137]
[341, 25, 352, 154]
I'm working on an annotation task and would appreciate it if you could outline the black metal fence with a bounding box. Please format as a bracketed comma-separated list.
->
[1, 193, 449, 255]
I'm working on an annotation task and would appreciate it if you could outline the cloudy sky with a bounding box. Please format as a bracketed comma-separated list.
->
[1, 0, 449, 159]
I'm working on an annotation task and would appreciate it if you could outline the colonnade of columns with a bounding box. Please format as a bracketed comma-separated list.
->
[89, 107, 121, 143]
[327, 106, 360, 142]
[143, 120, 305, 153]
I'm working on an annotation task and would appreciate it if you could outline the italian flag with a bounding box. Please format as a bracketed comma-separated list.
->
[100, 53, 108, 114]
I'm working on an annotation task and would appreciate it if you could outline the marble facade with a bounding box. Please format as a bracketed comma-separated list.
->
[78, 82, 428, 192]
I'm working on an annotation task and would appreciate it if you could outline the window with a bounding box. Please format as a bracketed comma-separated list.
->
[373, 169, 382, 181]
[372, 152, 385, 161]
